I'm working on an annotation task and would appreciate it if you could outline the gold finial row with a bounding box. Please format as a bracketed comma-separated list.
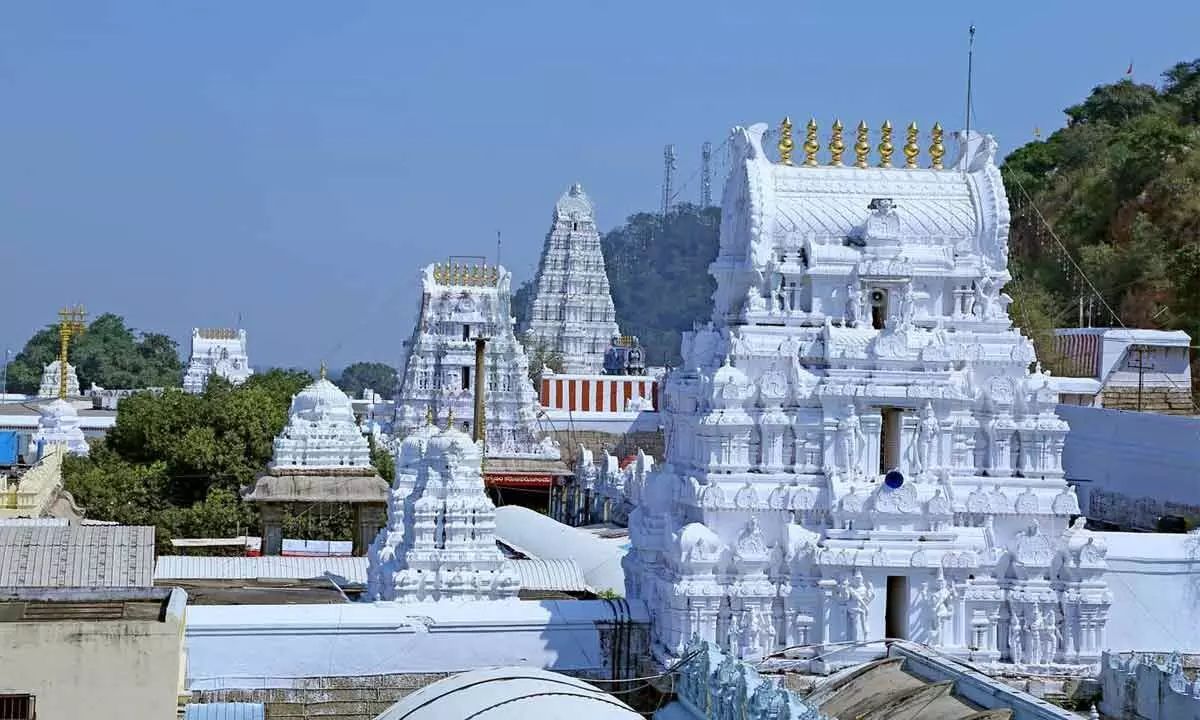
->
[777, 119, 947, 169]
[433, 262, 500, 287]
[198, 328, 239, 340]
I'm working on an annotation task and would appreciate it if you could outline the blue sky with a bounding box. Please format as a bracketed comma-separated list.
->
[1, 1, 1196, 369]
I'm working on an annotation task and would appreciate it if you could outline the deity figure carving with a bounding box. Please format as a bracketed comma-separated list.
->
[846, 284, 864, 327]
[745, 285, 767, 316]
[1008, 608, 1025, 664]
[1028, 603, 1045, 665]
[898, 282, 916, 328]
[972, 275, 999, 319]
[837, 405, 867, 475]
[1042, 606, 1061, 664]
[920, 569, 956, 646]
[727, 608, 743, 653]
[840, 571, 875, 642]
[914, 402, 940, 475]
[744, 608, 762, 655]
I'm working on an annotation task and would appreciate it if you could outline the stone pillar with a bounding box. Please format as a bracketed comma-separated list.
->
[260, 504, 285, 556]
[354, 503, 386, 557]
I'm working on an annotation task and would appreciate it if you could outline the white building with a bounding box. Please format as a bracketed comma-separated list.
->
[522, 184, 621, 374]
[367, 417, 521, 602]
[28, 399, 90, 457]
[1054, 328, 1193, 414]
[37, 360, 80, 399]
[243, 372, 388, 555]
[183, 328, 253, 394]
[394, 262, 558, 460]
[624, 121, 1109, 672]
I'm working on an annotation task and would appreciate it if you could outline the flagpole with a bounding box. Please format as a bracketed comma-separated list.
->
[965, 24, 976, 146]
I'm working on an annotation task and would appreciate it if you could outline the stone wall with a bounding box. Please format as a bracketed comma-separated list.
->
[1099, 651, 1200, 720]
[1101, 388, 1195, 416]
[548, 428, 664, 467]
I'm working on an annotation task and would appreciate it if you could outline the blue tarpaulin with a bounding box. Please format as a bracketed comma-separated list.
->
[0, 431, 17, 466]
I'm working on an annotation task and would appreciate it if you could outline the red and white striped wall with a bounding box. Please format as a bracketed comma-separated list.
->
[539, 374, 659, 413]
[1054, 331, 1102, 379]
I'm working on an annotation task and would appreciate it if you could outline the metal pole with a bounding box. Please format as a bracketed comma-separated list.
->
[965, 25, 976, 146]
[1136, 345, 1145, 412]
[473, 337, 488, 445]
[2, 349, 8, 401]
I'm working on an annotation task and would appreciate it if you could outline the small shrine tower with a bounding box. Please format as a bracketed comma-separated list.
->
[367, 412, 521, 602]
[243, 368, 388, 555]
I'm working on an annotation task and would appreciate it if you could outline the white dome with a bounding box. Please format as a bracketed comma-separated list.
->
[39, 398, 79, 419]
[372, 667, 639, 720]
[288, 378, 355, 423]
[554, 183, 595, 222]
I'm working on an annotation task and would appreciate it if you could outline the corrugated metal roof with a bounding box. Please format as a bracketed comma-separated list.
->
[0, 524, 154, 588]
[155, 556, 369, 584]
[510, 558, 588, 593]
[184, 703, 265, 720]
[155, 555, 590, 593]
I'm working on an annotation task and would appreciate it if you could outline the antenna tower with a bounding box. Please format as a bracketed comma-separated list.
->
[700, 141, 713, 207]
[661, 144, 676, 219]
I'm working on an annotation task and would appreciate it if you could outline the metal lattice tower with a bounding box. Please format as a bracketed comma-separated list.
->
[700, 141, 713, 207]
[661, 144, 676, 219]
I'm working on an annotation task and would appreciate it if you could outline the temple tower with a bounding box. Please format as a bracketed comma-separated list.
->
[625, 120, 1108, 673]
[183, 328, 253, 394]
[367, 416, 521, 602]
[522, 184, 620, 373]
[394, 261, 558, 461]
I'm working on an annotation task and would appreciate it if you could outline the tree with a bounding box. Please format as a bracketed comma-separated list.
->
[519, 336, 564, 383]
[4, 313, 182, 394]
[62, 365, 320, 547]
[336, 362, 398, 399]
[1001, 57, 1200, 401]
[368, 435, 395, 484]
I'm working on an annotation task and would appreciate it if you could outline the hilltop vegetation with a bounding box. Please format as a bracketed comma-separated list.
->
[1002, 59, 1200, 390]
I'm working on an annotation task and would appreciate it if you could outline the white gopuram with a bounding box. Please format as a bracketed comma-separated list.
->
[624, 120, 1110, 672]
[394, 262, 558, 460]
[29, 399, 90, 457]
[522, 184, 621, 373]
[367, 415, 521, 602]
[183, 328, 253, 394]
[37, 360, 80, 399]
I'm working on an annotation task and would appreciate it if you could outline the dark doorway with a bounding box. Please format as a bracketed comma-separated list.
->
[870, 288, 888, 329]
[880, 408, 903, 474]
[886, 575, 909, 640]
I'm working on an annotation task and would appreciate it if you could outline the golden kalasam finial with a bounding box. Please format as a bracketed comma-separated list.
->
[930, 122, 945, 170]
[853, 121, 870, 168]
[777, 116, 794, 166]
[319, 362, 327, 380]
[803, 118, 819, 166]
[446, 407, 454, 429]
[904, 122, 920, 168]
[877, 121, 894, 168]
[425, 405, 433, 425]
[828, 119, 845, 166]
[473, 264, 483, 285]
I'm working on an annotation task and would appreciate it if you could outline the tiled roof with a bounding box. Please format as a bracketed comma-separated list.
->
[0, 524, 154, 588]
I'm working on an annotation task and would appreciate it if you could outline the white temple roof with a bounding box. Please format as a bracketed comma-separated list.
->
[554, 182, 594, 221]
[287, 378, 356, 423]
[494, 505, 627, 594]
[371, 666, 640, 720]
